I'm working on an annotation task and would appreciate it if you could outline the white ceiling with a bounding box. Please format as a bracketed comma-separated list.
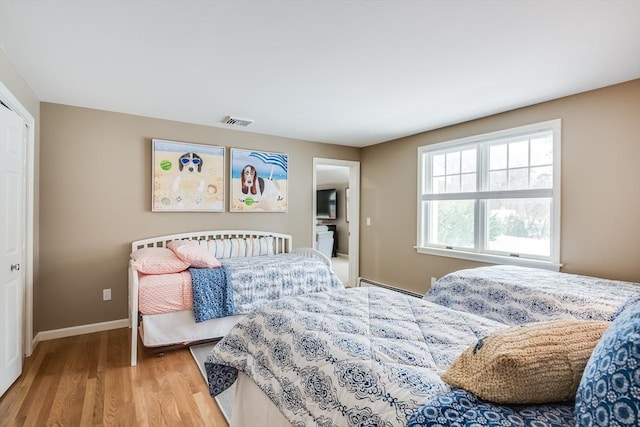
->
[1, 1, 639, 147]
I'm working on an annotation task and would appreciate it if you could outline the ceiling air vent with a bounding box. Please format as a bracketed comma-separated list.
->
[223, 116, 254, 127]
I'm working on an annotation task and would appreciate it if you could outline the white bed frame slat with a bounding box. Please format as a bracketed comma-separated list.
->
[131, 229, 293, 253]
[129, 230, 329, 366]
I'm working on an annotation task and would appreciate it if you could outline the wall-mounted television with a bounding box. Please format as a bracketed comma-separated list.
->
[316, 188, 337, 220]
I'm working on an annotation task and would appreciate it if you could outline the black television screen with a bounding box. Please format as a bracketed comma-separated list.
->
[316, 189, 337, 219]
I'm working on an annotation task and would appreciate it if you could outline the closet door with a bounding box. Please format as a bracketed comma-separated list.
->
[0, 103, 25, 397]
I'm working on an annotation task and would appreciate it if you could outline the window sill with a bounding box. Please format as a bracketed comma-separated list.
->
[415, 246, 562, 271]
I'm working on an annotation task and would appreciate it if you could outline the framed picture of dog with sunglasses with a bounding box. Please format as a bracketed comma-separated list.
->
[152, 139, 225, 212]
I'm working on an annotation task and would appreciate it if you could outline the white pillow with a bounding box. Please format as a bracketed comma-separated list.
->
[223, 239, 232, 258]
[230, 238, 239, 257]
[242, 238, 249, 257]
[201, 240, 215, 258]
[258, 237, 269, 255]
[266, 236, 274, 255]
[214, 239, 224, 258]
[252, 237, 261, 256]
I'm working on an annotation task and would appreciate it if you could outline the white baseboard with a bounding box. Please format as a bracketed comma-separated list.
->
[33, 318, 130, 347]
[357, 277, 423, 298]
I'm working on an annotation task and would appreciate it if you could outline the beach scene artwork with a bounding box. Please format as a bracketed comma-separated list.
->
[230, 148, 288, 212]
[152, 139, 225, 212]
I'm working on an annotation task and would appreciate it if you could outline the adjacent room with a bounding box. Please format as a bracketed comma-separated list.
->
[1, 1, 639, 426]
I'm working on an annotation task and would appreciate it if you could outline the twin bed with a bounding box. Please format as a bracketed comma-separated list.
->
[204, 265, 640, 426]
[128, 230, 343, 366]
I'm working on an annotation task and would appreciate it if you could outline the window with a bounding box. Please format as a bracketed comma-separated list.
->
[417, 120, 561, 270]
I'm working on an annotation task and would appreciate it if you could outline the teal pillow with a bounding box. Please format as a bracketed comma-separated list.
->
[575, 300, 640, 426]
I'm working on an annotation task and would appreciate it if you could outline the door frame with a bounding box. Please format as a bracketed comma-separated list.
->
[313, 158, 360, 287]
[0, 81, 35, 357]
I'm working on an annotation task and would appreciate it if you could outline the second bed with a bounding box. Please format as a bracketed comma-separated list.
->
[128, 229, 344, 366]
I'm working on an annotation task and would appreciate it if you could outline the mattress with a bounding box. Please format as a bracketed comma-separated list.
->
[424, 265, 640, 325]
[230, 372, 291, 427]
[138, 253, 343, 316]
[140, 310, 243, 347]
[138, 271, 193, 314]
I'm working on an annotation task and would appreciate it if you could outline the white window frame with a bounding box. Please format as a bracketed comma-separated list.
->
[416, 119, 562, 271]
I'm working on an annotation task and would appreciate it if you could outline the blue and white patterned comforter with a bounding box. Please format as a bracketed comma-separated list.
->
[221, 253, 344, 314]
[205, 287, 506, 426]
[424, 265, 640, 325]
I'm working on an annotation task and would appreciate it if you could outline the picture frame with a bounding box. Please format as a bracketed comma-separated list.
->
[230, 148, 288, 212]
[152, 139, 225, 212]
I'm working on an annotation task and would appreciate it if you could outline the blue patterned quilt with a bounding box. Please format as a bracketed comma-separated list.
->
[205, 287, 506, 426]
[190, 266, 234, 322]
[221, 253, 344, 314]
[424, 265, 640, 325]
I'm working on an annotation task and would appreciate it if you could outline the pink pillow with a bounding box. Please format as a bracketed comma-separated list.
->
[167, 240, 221, 268]
[130, 247, 190, 274]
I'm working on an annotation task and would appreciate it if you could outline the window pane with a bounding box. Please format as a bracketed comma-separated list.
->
[489, 170, 507, 191]
[432, 176, 445, 194]
[446, 152, 460, 174]
[508, 168, 529, 190]
[432, 154, 445, 176]
[489, 144, 507, 170]
[486, 198, 551, 257]
[531, 136, 553, 166]
[429, 200, 475, 249]
[461, 149, 476, 173]
[508, 140, 529, 168]
[445, 175, 460, 193]
[530, 166, 552, 189]
[421, 152, 430, 193]
[461, 173, 476, 192]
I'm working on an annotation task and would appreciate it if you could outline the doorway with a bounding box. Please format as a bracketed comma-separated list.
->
[0, 80, 35, 399]
[313, 158, 360, 287]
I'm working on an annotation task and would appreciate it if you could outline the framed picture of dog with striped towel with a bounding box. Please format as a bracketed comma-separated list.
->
[230, 148, 288, 212]
[152, 139, 225, 212]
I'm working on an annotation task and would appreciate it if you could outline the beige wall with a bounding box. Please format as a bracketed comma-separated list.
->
[361, 79, 640, 293]
[38, 103, 359, 332]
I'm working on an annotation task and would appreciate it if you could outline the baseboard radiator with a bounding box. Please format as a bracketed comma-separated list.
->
[357, 277, 423, 298]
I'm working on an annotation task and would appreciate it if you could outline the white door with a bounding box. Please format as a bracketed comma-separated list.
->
[0, 103, 25, 397]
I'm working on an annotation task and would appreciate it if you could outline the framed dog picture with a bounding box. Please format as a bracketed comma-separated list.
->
[152, 139, 225, 212]
[230, 148, 288, 212]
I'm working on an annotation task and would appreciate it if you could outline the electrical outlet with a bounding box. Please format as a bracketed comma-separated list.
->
[430, 277, 437, 286]
[103, 288, 111, 301]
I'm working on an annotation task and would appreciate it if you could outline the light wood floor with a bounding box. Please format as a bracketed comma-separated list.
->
[0, 328, 228, 427]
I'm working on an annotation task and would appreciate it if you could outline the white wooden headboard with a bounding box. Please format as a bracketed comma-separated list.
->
[131, 229, 292, 255]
